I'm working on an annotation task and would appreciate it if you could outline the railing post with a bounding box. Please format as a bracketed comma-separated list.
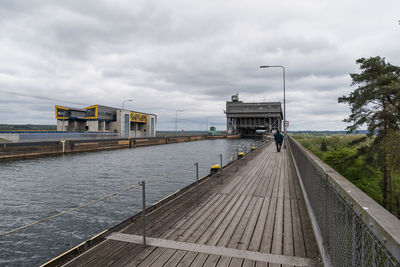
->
[61, 140, 66, 153]
[236, 148, 239, 171]
[194, 162, 199, 195]
[139, 180, 146, 247]
[283, 134, 287, 149]
[219, 154, 223, 184]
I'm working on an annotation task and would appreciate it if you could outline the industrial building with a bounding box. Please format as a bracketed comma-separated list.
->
[225, 94, 282, 136]
[55, 104, 157, 138]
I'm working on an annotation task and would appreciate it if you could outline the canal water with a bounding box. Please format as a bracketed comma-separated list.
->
[0, 138, 261, 266]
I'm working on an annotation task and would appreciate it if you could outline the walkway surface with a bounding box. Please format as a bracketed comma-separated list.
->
[62, 143, 320, 266]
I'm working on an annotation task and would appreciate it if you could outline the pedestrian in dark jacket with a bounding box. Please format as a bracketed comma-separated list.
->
[274, 130, 284, 152]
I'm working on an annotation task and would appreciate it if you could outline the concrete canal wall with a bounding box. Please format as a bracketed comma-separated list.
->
[0, 135, 240, 161]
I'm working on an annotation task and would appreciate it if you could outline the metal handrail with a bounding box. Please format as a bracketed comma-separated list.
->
[288, 135, 400, 266]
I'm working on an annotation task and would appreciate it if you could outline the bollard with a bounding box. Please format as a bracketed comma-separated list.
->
[194, 162, 199, 195]
[210, 164, 220, 175]
[139, 180, 147, 247]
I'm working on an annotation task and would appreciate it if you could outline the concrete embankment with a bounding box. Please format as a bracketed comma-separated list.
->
[0, 135, 240, 161]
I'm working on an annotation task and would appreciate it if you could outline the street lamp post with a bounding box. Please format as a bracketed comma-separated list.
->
[260, 65, 286, 148]
[175, 110, 184, 133]
[122, 99, 133, 110]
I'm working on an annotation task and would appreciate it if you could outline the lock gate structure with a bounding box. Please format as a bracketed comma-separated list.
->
[225, 94, 282, 136]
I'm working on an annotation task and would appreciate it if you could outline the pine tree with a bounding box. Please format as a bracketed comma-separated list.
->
[338, 56, 400, 210]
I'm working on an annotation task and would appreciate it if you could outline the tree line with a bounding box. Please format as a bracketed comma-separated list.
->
[294, 134, 399, 217]
[338, 56, 400, 214]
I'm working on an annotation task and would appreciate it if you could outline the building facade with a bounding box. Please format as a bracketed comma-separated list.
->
[225, 94, 282, 136]
[55, 104, 157, 138]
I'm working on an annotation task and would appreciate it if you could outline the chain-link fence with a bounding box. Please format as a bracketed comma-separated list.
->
[288, 136, 399, 267]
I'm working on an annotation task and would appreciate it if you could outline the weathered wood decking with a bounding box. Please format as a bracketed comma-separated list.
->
[62, 143, 319, 266]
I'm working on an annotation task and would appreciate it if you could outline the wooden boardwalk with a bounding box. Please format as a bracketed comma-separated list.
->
[62, 143, 319, 266]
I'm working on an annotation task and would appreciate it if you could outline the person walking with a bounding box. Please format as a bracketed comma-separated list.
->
[274, 130, 284, 152]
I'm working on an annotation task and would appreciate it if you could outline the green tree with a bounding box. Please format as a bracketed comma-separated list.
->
[320, 139, 328, 151]
[338, 56, 400, 211]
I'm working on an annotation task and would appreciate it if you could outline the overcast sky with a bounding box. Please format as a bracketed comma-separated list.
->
[0, 0, 399, 131]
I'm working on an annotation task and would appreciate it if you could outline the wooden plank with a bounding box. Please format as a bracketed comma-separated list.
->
[271, 167, 284, 251]
[283, 152, 294, 267]
[270, 150, 282, 198]
[257, 146, 282, 267]
[107, 234, 318, 266]
[242, 196, 272, 267]
[283, 195, 294, 267]
[235, 197, 264, 267]
[287, 154, 297, 200]
[229, 258, 244, 266]
[146, 248, 176, 266]
[289, 152, 304, 200]
[252, 151, 274, 197]
[255, 196, 277, 267]
[291, 198, 306, 258]
[154, 193, 236, 266]
[240, 198, 265, 249]
[283, 152, 291, 200]
[215, 256, 232, 267]
[203, 197, 262, 265]
[220, 151, 271, 195]
[298, 199, 319, 259]
[270, 151, 286, 267]
[259, 153, 277, 198]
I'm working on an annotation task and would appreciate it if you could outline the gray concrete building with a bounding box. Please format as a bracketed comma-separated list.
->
[225, 94, 282, 136]
[55, 104, 157, 138]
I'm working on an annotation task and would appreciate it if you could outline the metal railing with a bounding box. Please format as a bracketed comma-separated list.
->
[0, 132, 119, 143]
[288, 136, 400, 267]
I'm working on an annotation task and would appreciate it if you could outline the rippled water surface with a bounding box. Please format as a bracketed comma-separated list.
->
[0, 138, 261, 266]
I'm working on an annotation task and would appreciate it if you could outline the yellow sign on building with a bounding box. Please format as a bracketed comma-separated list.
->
[130, 112, 148, 123]
[84, 105, 98, 119]
[55, 105, 69, 119]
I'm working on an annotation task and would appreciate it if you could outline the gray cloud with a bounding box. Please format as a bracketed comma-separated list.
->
[0, 0, 399, 130]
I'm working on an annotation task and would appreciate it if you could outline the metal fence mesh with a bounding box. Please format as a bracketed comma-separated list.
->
[288, 137, 399, 267]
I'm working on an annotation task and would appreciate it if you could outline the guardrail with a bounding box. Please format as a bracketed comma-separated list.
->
[288, 135, 400, 267]
[0, 132, 119, 143]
